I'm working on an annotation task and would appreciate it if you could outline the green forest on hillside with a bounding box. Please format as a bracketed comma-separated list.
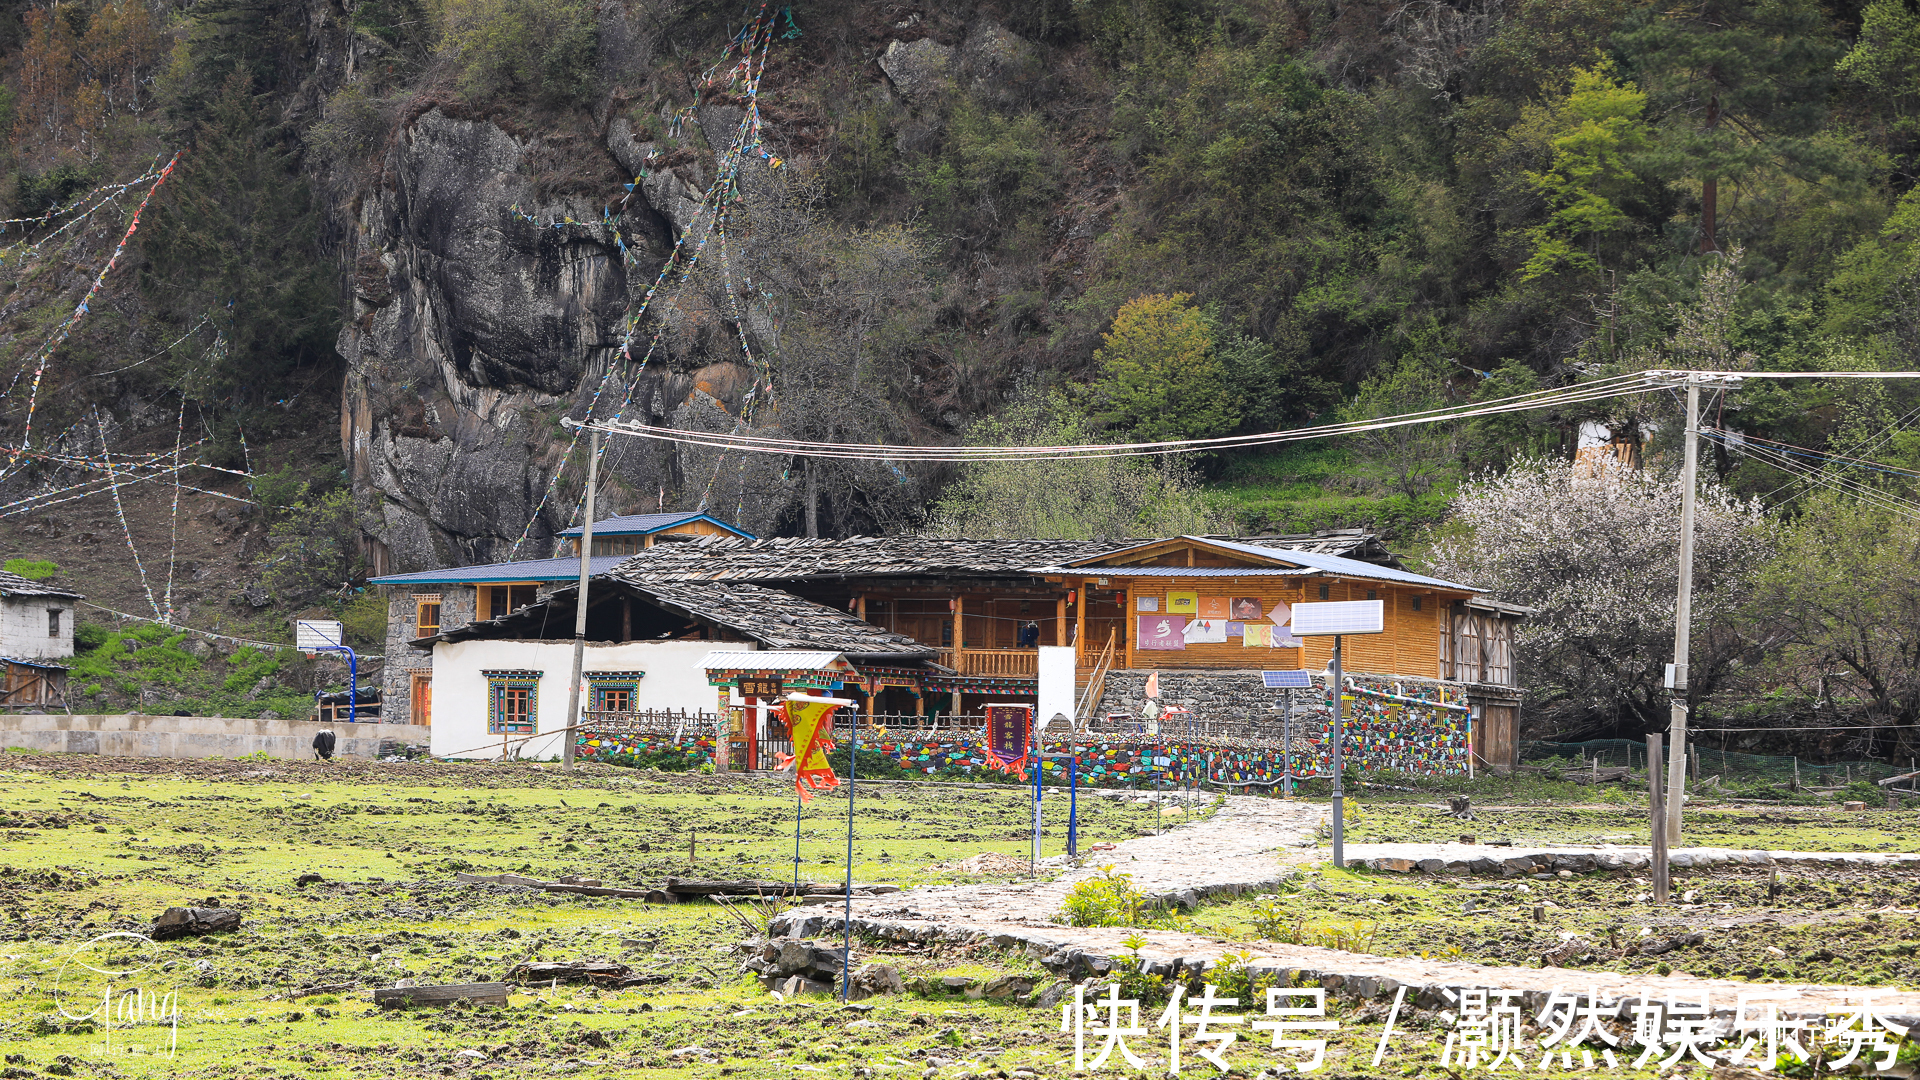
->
[0, 0, 1917, 742]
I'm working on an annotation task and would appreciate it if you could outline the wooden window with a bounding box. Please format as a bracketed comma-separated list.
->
[485, 584, 537, 620]
[586, 671, 644, 711]
[487, 675, 538, 734]
[1366, 589, 1377, 600]
[596, 686, 633, 711]
[415, 597, 441, 636]
[1412, 596, 1422, 611]
[1318, 584, 1329, 599]
[410, 672, 433, 726]
[46, 609, 60, 637]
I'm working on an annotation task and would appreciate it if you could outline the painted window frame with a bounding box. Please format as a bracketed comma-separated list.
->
[483, 669, 541, 735]
[585, 670, 645, 712]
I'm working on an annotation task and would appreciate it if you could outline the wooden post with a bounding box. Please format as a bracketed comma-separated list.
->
[1055, 596, 1067, 647]
[1074, 582, 1087, 659]
[1649, 733, 1669, 905]
[953, 596, 964, 673]
[855, 594, 866, 622]
[1123, 591, 1135, 673]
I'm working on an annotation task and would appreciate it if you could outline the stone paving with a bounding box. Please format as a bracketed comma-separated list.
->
[770, 795, 1920, 1018]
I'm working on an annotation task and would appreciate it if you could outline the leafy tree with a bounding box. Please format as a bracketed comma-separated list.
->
[1615, 0, 1848, 254]
[259, 489, 373, 605]
[1752, 492, 1920, 742]
[1520, 62, 1652, 280]
[1426, 457, 1777, 737]
[1838, 0, 1920, 139]
[1088, 293, 1239, 443]
[925, 391, 1234, 539]
[1338, 343, 1462, 500]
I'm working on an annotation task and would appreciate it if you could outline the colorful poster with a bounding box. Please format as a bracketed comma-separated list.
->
[1167, 591, 1198, 614]
[1136, 596, 1159, 612]
[1232, 597, 1263, 620]
[775, 695, 849, 802]
[985, 703, 1033, 779]
[1226, 621, 1246, 637]
[1268, 601, 1292, 626]
[1138, 615, 1186, 650]
[1184, 618, 1228, 643]
[1200, 596, 1230, 618]
[1243, 623, 1272, 647]
[1274, 622, 1304, 648]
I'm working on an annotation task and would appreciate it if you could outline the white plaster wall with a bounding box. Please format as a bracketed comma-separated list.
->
[0, 595, 72, 660]
[429, 639, 744, 759]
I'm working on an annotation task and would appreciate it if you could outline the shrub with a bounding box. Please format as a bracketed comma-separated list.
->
[441, 0, 599, 106]
[73, 624, 109, 651]
[1060, 866, 1184, 929]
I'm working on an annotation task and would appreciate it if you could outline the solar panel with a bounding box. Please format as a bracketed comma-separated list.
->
[1261, 670, 1313, 688]
[1290, 599, 1385, 635]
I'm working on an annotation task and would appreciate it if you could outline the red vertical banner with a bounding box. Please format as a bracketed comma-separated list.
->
[984, 703, 1033, 780]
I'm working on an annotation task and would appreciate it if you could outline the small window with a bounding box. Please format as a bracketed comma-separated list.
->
[1412, 596, 1422, 612]
[596, 686, 633, 711]
[416, 599, 441, 636]
[1318, 584, 1329, 600]
[488, 680, 537, 734]
[46, 609, 61, 637]
[487, 584, 538, 620]
[1367, 589, 1378, 601]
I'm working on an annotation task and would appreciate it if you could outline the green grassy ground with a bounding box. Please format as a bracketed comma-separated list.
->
[5, 753, 1920, 1079]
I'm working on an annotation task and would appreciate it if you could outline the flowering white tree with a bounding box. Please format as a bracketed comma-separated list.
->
[1425, 457, 1778, 736]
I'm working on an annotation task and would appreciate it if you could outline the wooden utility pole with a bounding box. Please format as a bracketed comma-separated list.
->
[1649, 733, 1669, 904]
[562, 428, 600, 772]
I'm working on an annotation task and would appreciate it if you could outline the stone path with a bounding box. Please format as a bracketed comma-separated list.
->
[769, 796, 1920, 1018]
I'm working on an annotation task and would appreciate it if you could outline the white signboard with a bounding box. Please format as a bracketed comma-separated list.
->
[295, 620, 345, 652]
[1037, 645, 1076, 729]
[1290, 600, 1385, 636]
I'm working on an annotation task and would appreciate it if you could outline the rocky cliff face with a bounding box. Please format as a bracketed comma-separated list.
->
[336, 105, 787, 572]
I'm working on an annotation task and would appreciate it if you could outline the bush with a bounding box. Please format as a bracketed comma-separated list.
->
[1059, 866, 1184, 929]
[73, 623, 109, 651]
[441, 0, 599, 106]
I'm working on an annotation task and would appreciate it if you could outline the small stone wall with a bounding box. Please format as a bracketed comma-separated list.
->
[0, 714, 428, 761]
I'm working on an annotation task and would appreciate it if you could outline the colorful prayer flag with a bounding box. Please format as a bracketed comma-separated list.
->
[775, 694, 850, 802]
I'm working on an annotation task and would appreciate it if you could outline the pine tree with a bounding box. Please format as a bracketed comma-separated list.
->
[1615, 0, 1848, 253]
[139, 71, 336, 418]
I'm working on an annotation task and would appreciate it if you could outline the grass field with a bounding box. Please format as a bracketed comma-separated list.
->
[6, 753, 1920, 1079]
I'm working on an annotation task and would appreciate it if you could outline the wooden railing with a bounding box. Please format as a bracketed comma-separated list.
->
[583, 709, 719, 738]
[1075, 627, 1118, 722]
[933, 648, 1039, 676]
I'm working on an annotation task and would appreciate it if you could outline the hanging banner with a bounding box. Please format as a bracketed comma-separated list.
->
[985, 702, 1033, 780]
[1166, 591, 1199, 614]
[1138, 615, 1186, 650]
[775, 694, 852, 802]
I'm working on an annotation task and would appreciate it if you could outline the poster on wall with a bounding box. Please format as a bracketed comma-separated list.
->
[1243, 623, 1272, 647]
[1199, 596, 1230, 618]
[1268, 600, 1292, 626]
[1232, 597, 1263, 620]
[1137, 615, 1186, 650]
[1184, 618, 1228, 644]
[1274, 622, 1304, 647]
[1167, 591, 1199, 614]
[1136, 596, 1159, 611]
[984, 703, 1033, 779]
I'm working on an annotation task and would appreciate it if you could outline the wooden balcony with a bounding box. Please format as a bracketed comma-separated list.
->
[933, 648, 1039, 676]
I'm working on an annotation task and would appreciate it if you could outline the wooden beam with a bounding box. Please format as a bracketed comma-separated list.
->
[1055, 595, 1067, 646]
[1074, 579, 1087, 657]
[374, 983, 510, 1009]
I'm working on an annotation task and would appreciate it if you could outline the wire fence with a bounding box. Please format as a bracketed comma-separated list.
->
[1521, 739, 1916, 788]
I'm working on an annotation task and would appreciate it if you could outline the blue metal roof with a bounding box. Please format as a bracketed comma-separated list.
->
[370, 555, 629, 586]
[556, 512, 754, 539]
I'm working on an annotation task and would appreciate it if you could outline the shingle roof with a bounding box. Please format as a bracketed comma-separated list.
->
[0, 571, 81, 599]
[557, 511, 755, 539]
[430, 575, 936, 658]
[606, 535, 1125, 582]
